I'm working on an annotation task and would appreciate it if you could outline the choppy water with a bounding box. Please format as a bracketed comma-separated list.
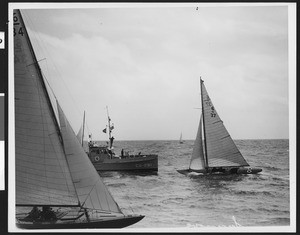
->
[97, 139, 290, 229]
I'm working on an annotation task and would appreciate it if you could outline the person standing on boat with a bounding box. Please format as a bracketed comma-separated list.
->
[107, 148, 112, 159]
[121, 149, 124, 158]
[88, 134, 94, 147]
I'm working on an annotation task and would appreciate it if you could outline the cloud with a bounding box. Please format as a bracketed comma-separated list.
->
[23, 6, 290, 140]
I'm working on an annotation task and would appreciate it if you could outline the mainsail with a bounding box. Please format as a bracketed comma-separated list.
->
[189, 114, 206, 170]
[14, 9, 78, 207]
[200, 79, 249, 168]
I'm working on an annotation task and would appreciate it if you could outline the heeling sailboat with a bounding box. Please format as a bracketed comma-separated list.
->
[14, 9, 144, 229]
[177, 78, 262, 175]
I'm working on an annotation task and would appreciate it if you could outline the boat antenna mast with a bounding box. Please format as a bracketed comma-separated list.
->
[106, 106, 114, 149]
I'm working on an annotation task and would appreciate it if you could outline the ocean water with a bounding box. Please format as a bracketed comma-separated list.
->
[97, 139, 290, 229]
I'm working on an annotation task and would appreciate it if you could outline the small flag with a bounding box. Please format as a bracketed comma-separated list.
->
[102, 128, 107, 133]
[110, 125, 114, 131]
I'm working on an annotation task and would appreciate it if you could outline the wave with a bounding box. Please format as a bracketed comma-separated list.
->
[232, 189, 274, 197]
[105, 182, 127, 187]
[263, 165, 281, 171]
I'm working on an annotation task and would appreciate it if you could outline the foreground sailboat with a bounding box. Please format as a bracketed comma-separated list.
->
[177, 79, 262, 175]
[14, 9, 144, 229]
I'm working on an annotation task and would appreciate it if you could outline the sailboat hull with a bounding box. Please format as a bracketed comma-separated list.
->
[177, 167, 262, 176]
[16, 215, 145, 229]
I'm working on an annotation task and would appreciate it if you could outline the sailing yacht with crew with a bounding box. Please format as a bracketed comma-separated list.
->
[14, 9, 144, 229]
[177, 78, 262, 175]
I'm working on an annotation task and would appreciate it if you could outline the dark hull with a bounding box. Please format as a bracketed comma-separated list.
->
[92, 155, 158, 171]
[177, 167, 262, 176]
[16, 215, 144, 229]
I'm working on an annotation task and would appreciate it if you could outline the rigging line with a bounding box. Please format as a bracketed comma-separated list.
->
[22, 12, 49, 66]
[23, 11, 85, 122]
[100, 175, 123, 213]
[81, 180, 98, 208]
[42, 71, 58, 100]
[100, 183, 111, 212]
[34, 70, 51, 204]
[44, 102, 78, 201]
[26, 58, 46, 67]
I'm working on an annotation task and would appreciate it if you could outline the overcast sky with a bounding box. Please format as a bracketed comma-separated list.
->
[18, 3, 292, 141]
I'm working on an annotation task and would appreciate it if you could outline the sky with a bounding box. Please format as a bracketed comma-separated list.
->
[18, 3, 293, 141]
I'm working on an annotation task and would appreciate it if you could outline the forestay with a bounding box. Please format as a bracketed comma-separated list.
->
[57, 102, 122, 213]
[189, 114, 206, 170]
[201, 80, 249, 168]
[14, 9, 79, 206]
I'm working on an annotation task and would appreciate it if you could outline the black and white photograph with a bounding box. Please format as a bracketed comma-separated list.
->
[7, 2, 296, 233]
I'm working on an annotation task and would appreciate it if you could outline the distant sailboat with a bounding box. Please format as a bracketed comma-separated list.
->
[14, 9, 144, 229]
[177, 78, 262, 175]
[179, 132, 184, 144]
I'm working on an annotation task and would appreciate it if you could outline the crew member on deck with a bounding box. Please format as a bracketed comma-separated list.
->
[27, 206, 40, 221]
[40, 206, 57, 222]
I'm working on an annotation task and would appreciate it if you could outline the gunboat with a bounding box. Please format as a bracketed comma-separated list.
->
[78, 107, 158, 172]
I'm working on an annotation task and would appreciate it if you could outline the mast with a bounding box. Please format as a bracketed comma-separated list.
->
[200, 77, 209, 169]
[106, 106, 113, 148]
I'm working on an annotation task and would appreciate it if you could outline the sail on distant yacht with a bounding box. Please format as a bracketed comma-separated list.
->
[179, 132, 184, 144]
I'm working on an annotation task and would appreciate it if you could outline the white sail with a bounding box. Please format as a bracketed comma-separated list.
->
[201, 80, 249, 167]
[14, 9, 79, 206]
[76, 111, 85, 147]
[57, 101, 122, 213]
[76, 125, 83, 145]
[189, 114, 206, 170]
[179, 132, 183, 143]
